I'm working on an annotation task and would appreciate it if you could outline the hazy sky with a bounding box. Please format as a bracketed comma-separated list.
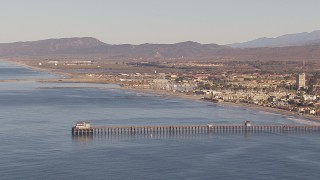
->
[1, 0, 319, 44]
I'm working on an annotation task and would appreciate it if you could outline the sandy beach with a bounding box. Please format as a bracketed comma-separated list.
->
[121, 87, 204, 101]
[125, 87, 320, 123]
[219, 101, 320, 122]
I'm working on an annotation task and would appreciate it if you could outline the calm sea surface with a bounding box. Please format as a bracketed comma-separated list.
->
[1, 61, 320, 180]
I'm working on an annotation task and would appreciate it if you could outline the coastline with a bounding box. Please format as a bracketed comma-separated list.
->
[124, 87, 320, 123]
[218, 101, 320, 123]
[3, 59, 320, 123]
[121, 87, 204, 101]
[1, 59, 72, 78]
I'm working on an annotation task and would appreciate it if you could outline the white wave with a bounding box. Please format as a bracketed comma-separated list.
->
[258, 111, 281, 116]
[288, 153, 320, 166]
[286, 117, 320, 126]
[134, 92, 161, 97]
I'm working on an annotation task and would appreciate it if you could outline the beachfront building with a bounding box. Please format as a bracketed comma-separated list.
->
[296, 73, 306, 90]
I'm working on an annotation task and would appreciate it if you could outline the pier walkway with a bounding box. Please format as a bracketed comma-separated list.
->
[72, 124, 320, 136]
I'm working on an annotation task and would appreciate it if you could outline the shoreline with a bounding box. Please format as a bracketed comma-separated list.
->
[124, 87, 320, 123]
[121, 87, 204, 101]
[0, 59, 72, 78]
[3, 59, 320, 124]
[218, 101, 320, 123]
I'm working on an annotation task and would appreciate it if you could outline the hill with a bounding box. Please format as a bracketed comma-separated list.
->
[0, 38, 232, 58]
[1, 37, 320, 62]
[229, 30, 320, 48]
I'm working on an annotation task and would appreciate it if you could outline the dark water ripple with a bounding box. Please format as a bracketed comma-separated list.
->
[1, 61, 320, 180]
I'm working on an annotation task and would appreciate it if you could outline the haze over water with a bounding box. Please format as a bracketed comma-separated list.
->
[1, 61, 320, 179]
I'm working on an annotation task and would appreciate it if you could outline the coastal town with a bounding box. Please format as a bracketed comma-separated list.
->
[2, 1, 320, 179]
[20, 59, 320, 117]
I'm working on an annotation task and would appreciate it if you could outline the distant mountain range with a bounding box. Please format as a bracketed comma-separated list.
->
[1, 31, 320, 61]
[0, 37, 233, 58]
[229, 30, 320, 48]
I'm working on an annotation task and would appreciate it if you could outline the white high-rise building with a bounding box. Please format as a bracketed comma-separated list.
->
[296, 73, 306, 90]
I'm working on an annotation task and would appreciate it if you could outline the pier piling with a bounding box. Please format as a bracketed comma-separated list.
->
[72, 124, 320, 136]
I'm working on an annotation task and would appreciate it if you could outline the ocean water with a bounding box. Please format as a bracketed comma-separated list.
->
[1, 61, 320, 180]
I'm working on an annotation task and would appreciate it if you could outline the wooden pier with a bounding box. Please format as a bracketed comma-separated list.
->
[72, 124, 320, 136]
